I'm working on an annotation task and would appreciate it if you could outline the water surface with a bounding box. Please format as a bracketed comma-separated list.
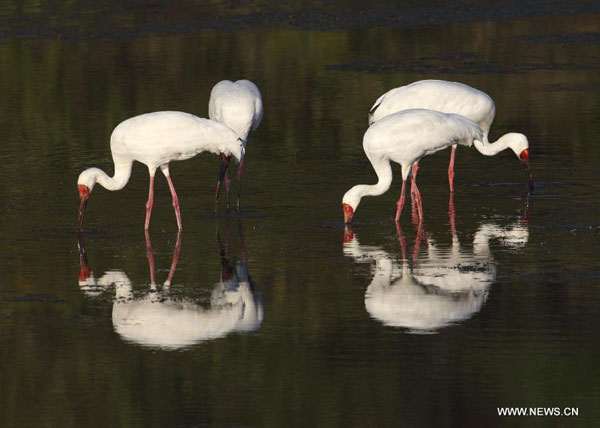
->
[1, 2, 599, 427]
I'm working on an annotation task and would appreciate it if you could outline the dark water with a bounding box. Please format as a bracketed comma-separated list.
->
[1, 2, 599, 427]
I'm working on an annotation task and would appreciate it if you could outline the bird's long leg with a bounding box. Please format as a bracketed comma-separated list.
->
[144, 172, 156, 231]
[448, 145, 457, 193]
[224, 164, 231, 209]
[161, 165, 182, 231]
[412, 178, 424, 220]
[237, 160, 245, 211]
[394, 179, 407, 223]
[410, 161, 419, 196]
[215, 153, 231, 210]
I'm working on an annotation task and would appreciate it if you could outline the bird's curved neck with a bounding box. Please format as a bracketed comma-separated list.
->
[473, 134, 512, 156]
[357, 156, 393, 199]
[95, 160, 133, 191]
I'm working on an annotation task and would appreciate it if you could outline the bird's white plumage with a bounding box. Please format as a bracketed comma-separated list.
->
[368, 79, 530, 161]
[78, 111, 244, 192]
[76, 111, 245, 231]
[364, 108, 482, 165]
[209, 80, 263, 144]
[342, 109, 483, 214]
[111, 111, 245, 169]
[369, 80, 496, 133]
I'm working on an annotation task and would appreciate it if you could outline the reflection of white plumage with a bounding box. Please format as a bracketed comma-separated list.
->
[111, 264, 263, 349]
[368, 80, 532, 192]
[77, 229, 263, 350]
[343, 220, 528, 333]
[209, 80, 263, 209]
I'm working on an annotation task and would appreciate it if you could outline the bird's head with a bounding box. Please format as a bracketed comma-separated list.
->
[342, 187, 362, 224]
[77, 169, 98, 231]
[507, 133, 533, 192]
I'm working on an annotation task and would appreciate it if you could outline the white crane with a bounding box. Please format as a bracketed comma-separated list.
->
[368, 80, 532, 192]
[209, 79, 263, 209]
[77, 111, 245, 231]
[342, 109, 484, 223]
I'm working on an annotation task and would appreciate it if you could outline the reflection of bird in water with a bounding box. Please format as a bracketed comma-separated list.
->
[77, 225, 263, 350]
[368, 80, 533, 192]
[342, 109, 485, 224]
[76, 111, 245, 232]
[343, 199, 529, 333]
[209, 79, 263, 210]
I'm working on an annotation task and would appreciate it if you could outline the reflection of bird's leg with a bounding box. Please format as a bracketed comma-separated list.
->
[164, 232, 182, 287]
[448, 145, 456, 193]
[343, 224, 355, 244]
[448, 193, 457, 238]
[395, 223, 408, 261]
[521, 194, 531, 225]
[144, 230, 156, 287]
[77, 232, 91, 281]
[238, 218, 247, 263]
[216, 221, 233, 282]
[413, 220, 426, 261]
[215, 153, 231, 210]
[410, 161, 419, 196]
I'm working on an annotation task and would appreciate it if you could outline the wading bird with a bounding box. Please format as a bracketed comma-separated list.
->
[342, 109, 484, 224]
[209, 80, 263, 209]
[368, 80, 532, 192]
[77, 111, 244, 231]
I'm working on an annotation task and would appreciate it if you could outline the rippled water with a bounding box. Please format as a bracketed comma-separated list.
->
[1, 2, 599, 427]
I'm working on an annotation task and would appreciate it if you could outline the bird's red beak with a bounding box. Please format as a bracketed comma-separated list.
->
[343, 203, 354, 224]
[78, 185, 90, 231]
[519, 149, 533, 192]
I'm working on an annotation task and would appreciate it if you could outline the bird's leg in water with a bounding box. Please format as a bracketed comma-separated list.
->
[411, 178, 424, 220]
[237, 160, 244, 211]
[448, 146, 456, 193]
[144, 175, 155, 230]
[215, 153, 230, 210]
[410, 162, 419, 196]
[224, 166, 231, 209]
[395, 180, 407, 222]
